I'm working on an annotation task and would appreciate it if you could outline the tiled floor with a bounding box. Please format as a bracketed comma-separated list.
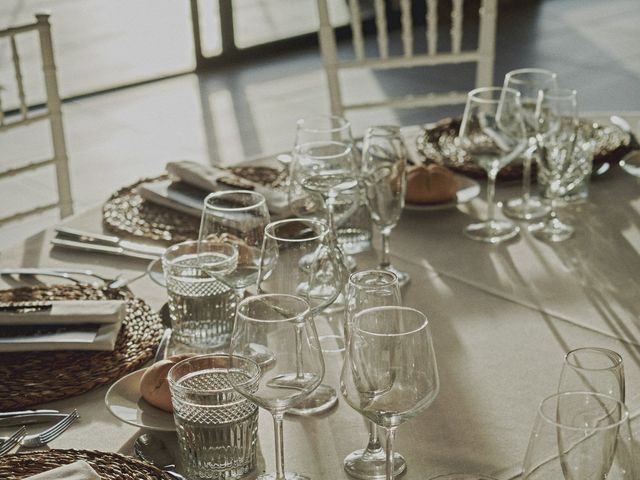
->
[1, 0, 639, 247]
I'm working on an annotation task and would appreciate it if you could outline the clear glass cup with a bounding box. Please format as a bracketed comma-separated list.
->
[343, 270, 406, 480]
[229, 294, 325, 480]
[258, 218, 343, 415]
[457, 87, 528, 244]
[559, 347, 625, 401]
[502, 68, 558, 220]
[162, 240, 239, 346]
[341, 306, 439, 480]
[361, 126, 409, 287]
[522, 392, 636, 480]
[168, 354, 260, 480]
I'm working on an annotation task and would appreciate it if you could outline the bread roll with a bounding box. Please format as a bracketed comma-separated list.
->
[140, 354, 192, 412]
[405, 164, 459, 205]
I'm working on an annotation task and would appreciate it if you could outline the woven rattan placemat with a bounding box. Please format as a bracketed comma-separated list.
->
[0, 449, 169, 479]
[0, 285, 163, 410]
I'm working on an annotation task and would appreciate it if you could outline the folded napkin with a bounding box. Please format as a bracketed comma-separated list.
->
[138, 160, 289, 217]
[26, 460, 101, 480]
[0, 300, 125, 352]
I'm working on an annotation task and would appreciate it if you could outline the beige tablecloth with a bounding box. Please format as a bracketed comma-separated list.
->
[1, 113, 639, 479]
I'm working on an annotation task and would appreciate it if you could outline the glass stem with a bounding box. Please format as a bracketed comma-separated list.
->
[385, 426, 398, 480]
[521, 140, 536, 202]
[365, 420, 382, 453]
[273, 412, 286, 480]
[486, 171, 498, 224]
[295, 324, 304, 380]
[380, 229, 391, 269]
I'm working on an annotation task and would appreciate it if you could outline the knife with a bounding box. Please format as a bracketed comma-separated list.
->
[51, 238, 160, 260]
[54, 227, 166, 257]
[0, 413, 69, 427]
[0, 409, 59, 419]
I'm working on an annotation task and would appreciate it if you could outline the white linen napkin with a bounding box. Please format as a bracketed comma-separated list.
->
[0, 300, 125, 325]
[25, 460, 101, 479]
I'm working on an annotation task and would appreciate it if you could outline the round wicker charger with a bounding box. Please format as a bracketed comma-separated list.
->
[0, 285, 163, 410]
[0, 449, 169, 479]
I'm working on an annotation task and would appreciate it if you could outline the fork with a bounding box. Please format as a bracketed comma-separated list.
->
[0, 426, 26, 456]
[18, 410, 79, 448]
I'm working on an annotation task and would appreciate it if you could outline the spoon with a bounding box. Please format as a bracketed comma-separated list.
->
[134, 433, 186, 480]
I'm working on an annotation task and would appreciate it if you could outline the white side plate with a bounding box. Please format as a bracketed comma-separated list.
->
[404, 175, 481, 211]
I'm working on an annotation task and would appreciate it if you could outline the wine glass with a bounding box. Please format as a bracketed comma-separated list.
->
[258, 218, 343, 415]
[559, 347, 624, 401]
[341, 306, 439, 480]
[295, 114, 354, 148]
[229, 294, 324, 480]
[198, 190, 271, 296]
[502, 68, 558, 220]
[458, 87, 528, 243]
[343, 270, 406, 480]
[522, 392, 636, 480]
[529, 88, 594, 242]
[361, 126, 409, 287]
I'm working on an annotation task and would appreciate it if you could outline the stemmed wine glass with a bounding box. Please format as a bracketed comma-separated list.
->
[529, 88, 594, 242]
[258, 218, 343, 415]
[361, 126, 409, 286]
[502, 68, 558, 220]
[522, 392, 636, 479]
[343, 270, 406, 480]
[559, 347, 624, 401]
[341, 306, 439, 480]
[229, 294, 324, 480]
[457, 87, 528, 243]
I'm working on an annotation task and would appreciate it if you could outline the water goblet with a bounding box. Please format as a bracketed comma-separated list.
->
[341, 306, 439, 480]
[458, 87, 528, 243]
[361, 126, 409, 286]
[343, 270, 406, 480]
[502, 68, 558, 220]
[229, 294, 325, 480]
[522, 392, 636, 480]
[559, 347, 624, 401]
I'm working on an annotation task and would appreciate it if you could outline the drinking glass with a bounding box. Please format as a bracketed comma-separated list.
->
[229, 294, 324, 480]
[198, 190, 271, 297]
[529, 88, 592, 242]
[559, 347, 624, 401]
[168, 354, 260, 480]
[502, 68, 558, 220]
[341, 306, 439, 480]
[522, 392, 636, 480]
[343, 270, 406, 480]
[458, 87, 528, 243]
[361, 126, 409, 286]
[295, 114, 354, 149]
[258, 218, 343, 415]
[162, 239, 239, 346]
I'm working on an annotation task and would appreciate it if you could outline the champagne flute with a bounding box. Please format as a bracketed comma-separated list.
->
[341, 306, 439, 480]
[229, 294, 324, 480]
[522, 392, 636, 480]
[458, 87, 528, 243]
[361, 126, 409, 286]
[559, 347, 624, 401]
[258, 218, 343, 415]
[502, 68, 558, 220]
[343, 270, 406, 480]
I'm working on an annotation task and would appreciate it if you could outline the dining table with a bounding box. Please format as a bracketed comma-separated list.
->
[1, 112, 639, 479]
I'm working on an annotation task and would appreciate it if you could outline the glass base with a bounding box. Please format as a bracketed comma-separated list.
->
[464, 220, 519, 244]
[502, 196, 550, 221]
[287, 384, 338, 416]
[258, 473, 310, 480]
[344, 447, 407, 480]
[380, 265, 410, 288]
[529, 218, 574, 242]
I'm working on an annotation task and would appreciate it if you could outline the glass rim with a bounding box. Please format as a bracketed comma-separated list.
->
[539, 87, 577, 101]
[163, 239, 238, 267]
[537, 391, 630, 431]
[168, 353, 260, 396]
[203, 190, 266, 212]
[504, 67, 558, 85]
[237, 293, 311, 324]
[353, 306, 429, 337]
[348, 269, 399, 289]
[467, 86, 521, 103]
[293, 140, 353, 160]
[264, 218, 327, 243]
[564, 347, 623, 372]
[296, 114, 351, 134]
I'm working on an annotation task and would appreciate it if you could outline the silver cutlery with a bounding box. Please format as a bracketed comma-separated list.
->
[0, 409, 59, 419]
[0, 267, 144, 289]
[0, 413, 69, 427]
[153, 328, 172, 363]
[0, 426, 26, 456]
[51, 238, 160, 260]
[55, 227, 166, 257]
[0, 410, 80, 448]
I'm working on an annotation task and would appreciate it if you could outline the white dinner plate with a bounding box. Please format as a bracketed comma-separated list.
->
[404, 175, 480, 211]
[105, 368, 175, 432]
